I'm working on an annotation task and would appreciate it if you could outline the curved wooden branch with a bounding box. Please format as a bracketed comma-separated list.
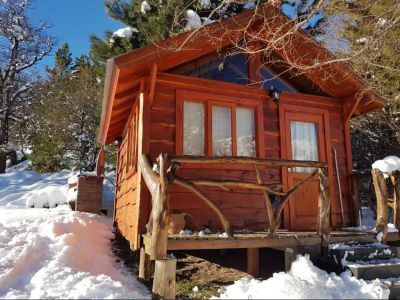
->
[390, 172, 400, 229]
[173, 176, 232, 237]
[372, 168, 388, 243]
[181, 179, 285, 195]
[254, 164, 277, 237]
[139, 154, 170, 259]
[139, 154, 160, 198]
[274, 168, 319, 227]
[317, 167, 331, 253]
[168, 155, 327, 168]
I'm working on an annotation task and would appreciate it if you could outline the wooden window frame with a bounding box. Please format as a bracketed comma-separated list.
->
[176, 90, 264, 159]
[125, 101, 139, 177]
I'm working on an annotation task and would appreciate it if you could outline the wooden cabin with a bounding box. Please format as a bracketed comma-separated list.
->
[98, 5, 386, 252]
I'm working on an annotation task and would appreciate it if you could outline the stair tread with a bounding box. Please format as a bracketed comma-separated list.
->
[347, 259, 400, 267]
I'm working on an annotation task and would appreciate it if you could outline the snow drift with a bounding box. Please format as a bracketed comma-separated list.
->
[0, 207, 149, 299]
[215, 255, 389, 299]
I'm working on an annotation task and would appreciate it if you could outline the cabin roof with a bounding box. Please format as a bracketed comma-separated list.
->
[98, 4, 385, 145]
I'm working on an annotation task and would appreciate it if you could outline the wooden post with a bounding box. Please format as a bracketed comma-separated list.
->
[247, 248, 259, 278]
[390, 171, 400, 230]
[284, 248, 297, 272]
[139, 247, 152, 283]
[139, 154, 170, 260]
[152, 258, 177, 300]
[350, 175, 360, 226]
[151, 154, 170, 260]
[317, 167, 331, 255]
[371, 168, 388, 243]
[254, 165, 276, 236]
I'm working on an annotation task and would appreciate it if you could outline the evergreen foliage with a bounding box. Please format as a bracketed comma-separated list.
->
[29, 44, 103, 173]
[323, 0, 400, 172]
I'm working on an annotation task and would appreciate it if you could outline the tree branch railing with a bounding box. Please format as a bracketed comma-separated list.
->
[371, 169, 400, 244]
[139, 154, 331, 260]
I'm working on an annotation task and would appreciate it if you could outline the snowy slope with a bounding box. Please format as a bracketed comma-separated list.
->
[0, 162, 150, 299]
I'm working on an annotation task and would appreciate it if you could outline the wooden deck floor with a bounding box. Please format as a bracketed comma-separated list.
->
[142, 230, 400, 252]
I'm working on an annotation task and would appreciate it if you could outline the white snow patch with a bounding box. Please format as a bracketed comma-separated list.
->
[179, 229, 193, 235]
[214, 255, 390, 299]
[185, 10, 202, 30]
[198, 0, 211, 9]
[0, 161, 149, 298]
[377, 18, 387, 27]
[110, 27, 138, 43]
[372, 156, 400, 177]
[141, 1, 151, 14]
[356, 37, 369, 45]
[0, 207, 150, 299]
[342, 207, 398, 233]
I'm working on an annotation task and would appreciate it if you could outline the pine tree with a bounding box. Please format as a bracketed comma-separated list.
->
[90, 0, 248, 68]
[322, 0, 400, 171]
[30, 45, 102, 172]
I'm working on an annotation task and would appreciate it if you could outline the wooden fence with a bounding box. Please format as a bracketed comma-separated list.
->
[139, 153, 331, 261]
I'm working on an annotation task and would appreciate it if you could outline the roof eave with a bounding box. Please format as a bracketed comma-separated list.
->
[97, 58, 120, 145]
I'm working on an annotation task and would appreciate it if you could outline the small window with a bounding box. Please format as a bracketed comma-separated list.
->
[182, 53, 249, 85]
[260, 67, 295, 92]
[290, 120, 318, 173]
[183, 101, 205, 155]
[126, 106, 138, 173]
[180, 92, 259, 158]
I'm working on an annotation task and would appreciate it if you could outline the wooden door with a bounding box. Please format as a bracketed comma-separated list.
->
[284, 112, 327, 230]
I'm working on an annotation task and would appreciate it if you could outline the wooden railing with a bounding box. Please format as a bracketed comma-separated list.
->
[139, 154, 331, 260]
[371, 169, 400, 243]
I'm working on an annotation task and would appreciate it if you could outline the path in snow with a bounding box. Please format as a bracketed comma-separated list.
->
[0, 162, 150, 299]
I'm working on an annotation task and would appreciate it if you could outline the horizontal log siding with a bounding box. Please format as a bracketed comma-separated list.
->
[114, 130, 139, 247]
[147, 75, 354, 230]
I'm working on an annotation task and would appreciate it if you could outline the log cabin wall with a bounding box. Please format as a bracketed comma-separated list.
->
[143, 72, 354, 231]
[114, 116, 140, 249]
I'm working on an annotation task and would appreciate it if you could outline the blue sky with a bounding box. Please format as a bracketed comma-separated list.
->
[28, 0, 122, 70]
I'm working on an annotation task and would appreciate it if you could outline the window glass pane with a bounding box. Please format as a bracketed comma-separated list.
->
[182, 53, 249, 85]
[212, 106, 232, 156]
[261, 67, 295, 92]
[183, 101, 204, 155]
[290, 121, 318, 173]
[236, 107, 256, 157]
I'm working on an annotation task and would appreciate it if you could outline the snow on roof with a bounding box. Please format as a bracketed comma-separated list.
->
[372, 156, 400, 175]
[110, 27, 138, 43]
[141, 0, 151, 14]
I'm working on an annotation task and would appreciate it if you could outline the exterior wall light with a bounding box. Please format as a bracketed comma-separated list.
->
[114, 136, 123, 147]
[269, 86, 281, 104]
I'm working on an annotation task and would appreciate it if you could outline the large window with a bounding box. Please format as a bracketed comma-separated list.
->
[177, 91, 261, 157]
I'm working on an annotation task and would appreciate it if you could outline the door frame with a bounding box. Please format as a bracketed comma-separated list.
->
[279, 103, 334, 230]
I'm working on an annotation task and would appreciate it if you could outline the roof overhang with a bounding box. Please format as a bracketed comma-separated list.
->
[98, 4, 385, 145]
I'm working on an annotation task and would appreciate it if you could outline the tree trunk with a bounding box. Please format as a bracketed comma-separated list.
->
[0, 150, 6, 174]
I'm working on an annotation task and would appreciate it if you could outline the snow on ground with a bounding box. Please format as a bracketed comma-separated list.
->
[0, 162, 150, 299]
[342, 207, 398, 233]
[215, 255, 390, 299]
